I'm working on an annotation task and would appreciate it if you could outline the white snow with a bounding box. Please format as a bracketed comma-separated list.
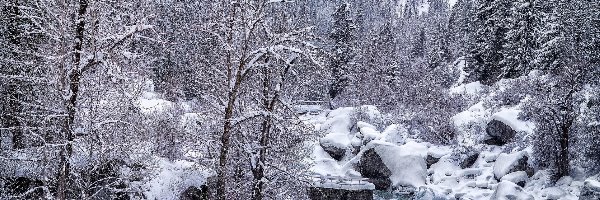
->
[319, 107, 355, 149]
[428, 145, 453, 158]
[584, 177, 600, 191]
[429, 157, 461, 185]
[452, 102, 487, 127]
[501, 171, 528, 185]
[380, 124, 408, 144]
[491, 108, 536, 134]
[144, 159, 213, 200]
[138, 80, 174, 113]
[359, 125, 381, 142]
[492, 181, 534, 200]
[540, 187, 567, 199]
[450, 81, 485, 96]
[494, 151, 527, 179]
[373, 141, 427, 188]
[452, 102, 490, 146]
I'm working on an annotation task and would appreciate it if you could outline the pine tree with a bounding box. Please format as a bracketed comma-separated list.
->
[469, 0, 512, 85]
[501, 0, 542, 78]
[328, 3, 356, 107]
[425, 0, 450, 68]
[448, 0, 475, 60]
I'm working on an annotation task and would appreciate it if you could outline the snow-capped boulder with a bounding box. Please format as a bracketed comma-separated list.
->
[414, 186, 449, 200]
[319, 107, 356, 160]
[501, 171, 528, 187]
[356, 148, 392, 190]
[581, 176, 600, 199]
[180, 185, 208, 200]
[491, 181, 534, 200]
[369, 141, 428, 188]
[319, 140, 348, 161]
[426, 146, 453, 169]
[484, 120, 516, 145]
[485, 109, 536, 146]
[380, 124, 408, 144]
[459, 152, 480, 169]
[493, 151, 533, 180]
[540, 187, 567, 200]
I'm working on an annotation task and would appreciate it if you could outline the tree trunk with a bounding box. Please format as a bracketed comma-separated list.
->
[5, 0, 24, 149]
[557, 117, 573, 179]
[216, 65, 244, 200]
[57, 0, 88, 199]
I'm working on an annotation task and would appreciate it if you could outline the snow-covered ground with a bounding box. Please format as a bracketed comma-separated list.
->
[301, 104, 595, 199]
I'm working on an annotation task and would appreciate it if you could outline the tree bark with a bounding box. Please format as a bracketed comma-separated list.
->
[4, 0, 25, 149]
[216, 63, 244, 200]
[57, 0, 88, 199]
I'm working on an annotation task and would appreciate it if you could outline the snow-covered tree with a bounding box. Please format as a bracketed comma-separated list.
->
[328, 3, 356, 108]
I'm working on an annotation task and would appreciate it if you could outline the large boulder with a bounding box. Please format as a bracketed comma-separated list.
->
[319, 141, 348, 161]
[180, 185, 208, 200]
[491, 181, 533, 200]
[372, 142, 427, 189]
[581, 177, 600, 200]
[426, 155, 440, 169]
[501, 171, 528, 187]
[493, 151, 534, 180]
[484, 120, 516, 145]
[356, 148, 392, 190]
[459, 152, 480, 169]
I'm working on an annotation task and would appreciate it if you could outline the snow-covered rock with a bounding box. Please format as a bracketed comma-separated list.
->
[491, 181, 534, 200]
[380, 124, 408, 144]
[493, 151, 532, 180]
[581, 176, 600, 199]
[372, 141, 428, 188]
[491, 108, 535, 134]
[540, 187, 567, 200]
[356, 148, 392, 190]
[144, 159, 213, 200]
[319, 107, 356, 160]
[485, 119, 517, 145]
[501, 171, 529, 187]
